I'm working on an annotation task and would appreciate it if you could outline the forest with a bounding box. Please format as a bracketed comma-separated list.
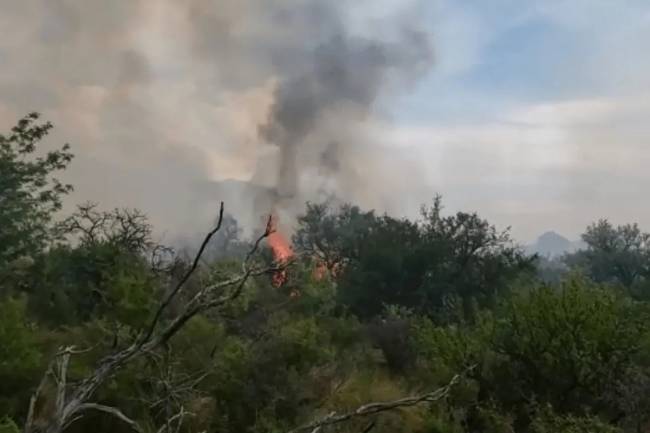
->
[4, 113, 650, 433]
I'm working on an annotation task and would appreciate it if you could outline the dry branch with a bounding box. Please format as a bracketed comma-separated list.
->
[24, 202, 289, 433]
[71, 404, 142, 432]
[288, 371, 467, 433]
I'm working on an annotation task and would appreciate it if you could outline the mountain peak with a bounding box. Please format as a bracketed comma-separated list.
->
[527, 231, 582, 258]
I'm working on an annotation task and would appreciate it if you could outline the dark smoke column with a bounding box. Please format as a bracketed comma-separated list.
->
[257, 29, 433, 214]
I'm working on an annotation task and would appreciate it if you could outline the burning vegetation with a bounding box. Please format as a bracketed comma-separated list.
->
[266, 215, 293, 287]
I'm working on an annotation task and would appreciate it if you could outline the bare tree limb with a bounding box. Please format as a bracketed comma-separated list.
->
[25, 202, 290, 433]
[141, 202, 225, 345]
[288, 371, 468, 433]
[54, 347, 72, 424]
[361, 420, 377, 433]
[25, 360, 51, 433]
[155, 407, 194, 433]
[69, 403, 143, 432]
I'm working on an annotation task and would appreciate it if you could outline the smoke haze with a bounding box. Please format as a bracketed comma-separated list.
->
[0, 0, 433, 238]
[3, 0, 650, 242]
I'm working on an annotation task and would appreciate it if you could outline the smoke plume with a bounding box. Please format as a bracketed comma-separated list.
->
[0, 0, 433, 237]
[258, 28, 431, 220]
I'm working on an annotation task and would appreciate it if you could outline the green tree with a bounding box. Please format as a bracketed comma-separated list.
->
[294, 197, 533, 319]
[566, 220, 650, 291]
[0, 297, 42, 417]
[413, 278, 650, 432]
[26, 203, 159, 326]
[0, 113, 73, 276]
[292, 202, 377, 272]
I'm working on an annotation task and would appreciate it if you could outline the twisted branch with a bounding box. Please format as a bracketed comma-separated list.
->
[288, 370, 469, 433]
[24, 203, 288, 433]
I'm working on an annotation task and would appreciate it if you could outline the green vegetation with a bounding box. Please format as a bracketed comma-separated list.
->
[3, 114, 650, 432]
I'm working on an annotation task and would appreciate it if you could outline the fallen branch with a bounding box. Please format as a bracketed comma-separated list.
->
[71, 403, 142, 432]
[288, 370, 469, 433]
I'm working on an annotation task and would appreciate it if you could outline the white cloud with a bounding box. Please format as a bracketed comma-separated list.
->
[376, 94, 650, 240]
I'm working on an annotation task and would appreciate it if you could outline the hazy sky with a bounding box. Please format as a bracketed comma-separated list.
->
[1, 0, 649, 242]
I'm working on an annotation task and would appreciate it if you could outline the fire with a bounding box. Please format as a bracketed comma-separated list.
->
[267, 216, 293, 287]
[265, 215, 340, 287]
[313, 260, 328, 280]
[312, 259, 341, 281]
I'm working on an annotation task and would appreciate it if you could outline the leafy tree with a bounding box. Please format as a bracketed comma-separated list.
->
[0, 113, 73, 276]
[417, 196, 534, 315]
[0, 297, 42, 417]
[294, 197, 534, 318]
[293, 202, 377, 272]
[566, 220, 650, 291]
[413, 278, 650, 432]
[25, 204, 158, 326]
[492, 280, 650, 418]
[535, 255, 569, 285]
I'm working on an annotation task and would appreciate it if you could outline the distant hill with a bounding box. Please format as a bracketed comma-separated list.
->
[526, 231, 586, 258]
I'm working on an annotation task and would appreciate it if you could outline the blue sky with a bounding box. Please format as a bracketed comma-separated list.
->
[382, 0, 650, 240]
[400, 0, 648, 118]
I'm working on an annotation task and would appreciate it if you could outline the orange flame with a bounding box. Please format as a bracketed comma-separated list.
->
[267, 216, 293, 287]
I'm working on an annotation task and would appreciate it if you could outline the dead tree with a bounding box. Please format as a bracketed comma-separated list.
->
[24, 202, 287, 433]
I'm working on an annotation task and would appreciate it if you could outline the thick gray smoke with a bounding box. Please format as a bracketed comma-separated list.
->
[258, 30, 431, 207]
[251, 6, 433, 230]
[0, 0, 433, 238]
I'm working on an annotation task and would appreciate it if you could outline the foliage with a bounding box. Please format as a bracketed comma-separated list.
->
[0, 113, 73, 276]
[0, 417, 19, 433]
[565, 219, 650, 293]
[294, 196, 534, 318]
[0, 297, 42, 416]
[4, 114, 650, 432]
[413, 278, 650, 431]
[530, 406, 622, 433]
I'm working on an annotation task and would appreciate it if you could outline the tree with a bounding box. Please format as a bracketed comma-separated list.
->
[0, 113, 73, 276]
[23, 205, 288, 433]
[25, 203, 158, 326]
[413, 278, 650, 432]
[292, 202, 376, 273]
[56, 202, 152, 254]
[492, 280, 649, 418]
[0, 297, 41, 417]
[417, 196, 534, 315]
[565, 220, 650, 293]
[294, 197, 534, 319]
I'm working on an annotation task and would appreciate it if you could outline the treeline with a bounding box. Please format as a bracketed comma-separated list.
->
[3, 114, 650, 433]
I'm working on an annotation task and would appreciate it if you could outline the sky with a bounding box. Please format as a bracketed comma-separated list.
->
[393, 0, 650, 241]
[1, 0, 650, 243]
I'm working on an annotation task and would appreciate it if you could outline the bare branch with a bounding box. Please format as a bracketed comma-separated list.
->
[146, 219, 287, 349]
[54, 347, 73, 421]
[155, 407, 194, 433]
[288, 371, 468, 433]
[361, 420, 377, 433]
[141, 201, 224, 345]
[70, 403, 143, 432]
[25, 203, 291, 433]
[25, 362, 51, 433]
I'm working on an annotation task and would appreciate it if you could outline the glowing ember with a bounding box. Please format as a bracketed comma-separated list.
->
[313, 260, 328, 281]
[267, 216, 293, 287]
[312, 260, 342, 281]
